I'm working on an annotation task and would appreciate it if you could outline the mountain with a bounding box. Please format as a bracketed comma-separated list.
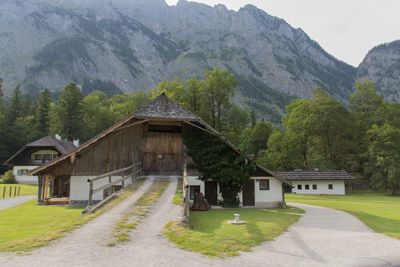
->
[0, 0, 357, 123]
[356, 40, 400, 102]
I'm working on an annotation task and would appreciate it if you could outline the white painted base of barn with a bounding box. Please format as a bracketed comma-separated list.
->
[290, 180, 346, 195]
[187, 176, 285, 208]
[69, 175, 134, 206]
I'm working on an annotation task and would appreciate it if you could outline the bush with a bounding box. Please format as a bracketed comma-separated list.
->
[0, 170, 17, 184]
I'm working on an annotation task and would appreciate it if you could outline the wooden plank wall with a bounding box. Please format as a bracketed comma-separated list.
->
[141, 130, 184, 175]
[72, 123, 144, 175]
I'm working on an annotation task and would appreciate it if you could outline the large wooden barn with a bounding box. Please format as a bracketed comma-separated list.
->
[30, 94, 291, 207]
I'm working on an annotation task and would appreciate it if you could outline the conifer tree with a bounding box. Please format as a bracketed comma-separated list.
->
[57, 83, 83, 140]
[250, 109, 256, 129]
[6, 84, 22, 125]
[35, 89, 52, 137]
[0, 78, 3, 112]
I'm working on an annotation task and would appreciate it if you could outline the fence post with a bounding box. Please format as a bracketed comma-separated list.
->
[18, 186, 21, 196]
[14, 186, 17, 197]
[88, 181, 93, 207]
[2, 187, 5, 199]
[9, 186, 12, 197]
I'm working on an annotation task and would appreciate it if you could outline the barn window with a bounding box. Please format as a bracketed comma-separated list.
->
[297, 184, 302, 190]
[328, 184, 333, 190]
[190, 185, 201, 200]
[305, 184, 310, 190]
[148, 125, 181, 133]
[312, 184, 317, 190]
[259, 179, 270, 190]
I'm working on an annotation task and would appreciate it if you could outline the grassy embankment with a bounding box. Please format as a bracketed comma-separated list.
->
[164, 180, 303, 257]
[0, 179, 145, 252]
[0, 184, 38, 199]
[173, 177, 183, 205]
[286, 192, 400, 240]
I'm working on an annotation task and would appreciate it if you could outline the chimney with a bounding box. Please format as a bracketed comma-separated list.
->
[55, 134, 62, 141]
[73, 139, 79, 147]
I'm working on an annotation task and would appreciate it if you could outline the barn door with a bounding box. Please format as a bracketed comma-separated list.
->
[205, 181, 218, 205]
[242, 179, 255, 206]
[141, 131, 184, 175]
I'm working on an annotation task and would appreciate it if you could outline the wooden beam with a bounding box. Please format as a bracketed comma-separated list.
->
[43, 176, 49, 201]
[50, 177, 55, 198]
[37, 175, 42, 203]
[88, 181, 93, 207]
[87, 163, 142, 183]
[115, 119, 149, 132]
[184, 120, 215, 136]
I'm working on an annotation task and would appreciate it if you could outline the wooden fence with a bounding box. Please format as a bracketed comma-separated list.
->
[1, 185, 21, 199]
[182, 165, 190, 227]
[84, 162, 142, 212]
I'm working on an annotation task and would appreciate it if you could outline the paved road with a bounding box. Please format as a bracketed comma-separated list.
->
[0, 195, 36, 211]
[1, 185, 400, 267]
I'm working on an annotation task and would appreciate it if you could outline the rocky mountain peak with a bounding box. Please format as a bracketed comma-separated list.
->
[356, 40, 400, 102]
[0, 0, 357, 123]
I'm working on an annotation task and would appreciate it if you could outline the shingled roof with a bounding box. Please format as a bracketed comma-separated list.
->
[5, 136, 76, 164]
[26, 136, 76, 154]
[134, 93, 198, 121]
[274, 170, 355, 181]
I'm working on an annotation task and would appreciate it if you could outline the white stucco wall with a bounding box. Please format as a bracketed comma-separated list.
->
[290, 180, 345, 195]
[251, 177, 283, 204]
[187, 176, 283, 207]
[13, 166, 38, 185]
[70, 175, 134, 201]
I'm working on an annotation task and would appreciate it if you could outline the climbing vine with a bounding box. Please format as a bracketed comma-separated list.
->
[183, 126, 256, 207]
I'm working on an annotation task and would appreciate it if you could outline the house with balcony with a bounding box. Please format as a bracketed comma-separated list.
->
[4, 136, 77, 184]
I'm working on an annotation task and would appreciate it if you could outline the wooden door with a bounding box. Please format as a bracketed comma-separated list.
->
[205, 181, 218, 205]
[141, 131, 184, 175]
[242, 179, 255, 206]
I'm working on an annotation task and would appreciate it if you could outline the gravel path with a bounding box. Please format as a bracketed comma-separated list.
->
[2, 183, 400, 267]
[0, 195, 36, 211]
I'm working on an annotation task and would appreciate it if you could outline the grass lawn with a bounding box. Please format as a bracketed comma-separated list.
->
[0, 184, 38, 199]
[286, 193, 400, 240]
[164, 208, 301, 257]
[173, 178, 183, 205]
[0, 180, 144, 252]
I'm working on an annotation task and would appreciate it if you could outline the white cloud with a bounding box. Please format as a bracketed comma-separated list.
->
[165, 0, 400, 66]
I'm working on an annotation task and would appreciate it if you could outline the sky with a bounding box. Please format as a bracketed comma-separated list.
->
[165, 0, 400, 67]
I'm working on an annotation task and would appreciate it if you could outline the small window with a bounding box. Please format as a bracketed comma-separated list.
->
[190, 185, 201, 200]
[20, 169, 29, 176]
[259, 179, 270, 190]
[52, 154, 58, 160]
[328, 184, 333, 190]
[297, 184, 302, 190]
[44, 154, 53, 162]
[34, 154, 42, 161]
[312, 184, 317, 190]
[305, 184, 310, 190]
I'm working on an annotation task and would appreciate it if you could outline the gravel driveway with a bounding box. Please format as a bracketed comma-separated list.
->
[0, 195, 36, 211]
[1, 181, 400, 267]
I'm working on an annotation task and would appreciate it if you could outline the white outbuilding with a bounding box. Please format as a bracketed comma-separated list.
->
[275, 170, 355, 195]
